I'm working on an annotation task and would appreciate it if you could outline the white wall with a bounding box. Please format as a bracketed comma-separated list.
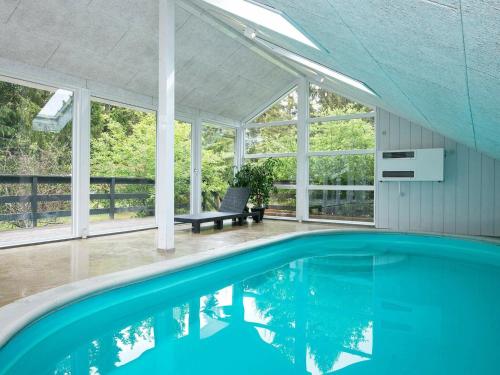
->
[376, 109, 500, 237]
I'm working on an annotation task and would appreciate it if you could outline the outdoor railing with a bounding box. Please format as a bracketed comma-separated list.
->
[0, 175, 155, 227]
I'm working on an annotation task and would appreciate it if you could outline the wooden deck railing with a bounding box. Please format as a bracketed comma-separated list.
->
[0, 175, 155, 227]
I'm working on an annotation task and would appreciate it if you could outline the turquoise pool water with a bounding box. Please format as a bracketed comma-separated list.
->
[1, 232, 500, 374]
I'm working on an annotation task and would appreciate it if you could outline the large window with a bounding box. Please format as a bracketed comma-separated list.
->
[309, 190, 374, 222]
[0, 80, 73, 240]
[202, 123, 236, 212]
[89, 102, 156, 234]
[309, 154, 374, 186]
[175, 121, 192, 215]
[245, 125, 297, 154]
[252, 89, 298, 123]
[245, 89, 298, 218]
[309, 118, 375, 151]
[244, 157, 297, 218]
[307, 84, 375, 223]
[309, 84, 372, 118]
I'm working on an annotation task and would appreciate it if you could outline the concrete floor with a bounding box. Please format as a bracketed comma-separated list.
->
[0, 220, 364, 307]
[0, 217, 157, 249]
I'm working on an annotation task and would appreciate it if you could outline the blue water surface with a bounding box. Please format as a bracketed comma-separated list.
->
[1, 232, 500, 374]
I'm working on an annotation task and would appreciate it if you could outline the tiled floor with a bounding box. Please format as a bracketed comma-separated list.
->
[0, 220, 366, 307]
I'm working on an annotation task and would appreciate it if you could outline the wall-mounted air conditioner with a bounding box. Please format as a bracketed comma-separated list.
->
[377, 148, 444, 182]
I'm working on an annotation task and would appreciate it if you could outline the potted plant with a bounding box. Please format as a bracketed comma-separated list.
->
[231, 158, 280, 221]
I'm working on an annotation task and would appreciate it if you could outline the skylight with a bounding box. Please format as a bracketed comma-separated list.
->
[200, 0, 319, 50]
[32, 89, 73, 132]
[255, 38, 377, 96]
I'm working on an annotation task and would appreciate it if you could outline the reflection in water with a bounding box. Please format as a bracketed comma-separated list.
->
[9, 249, 500, 375]
[49, 255, 374, 374]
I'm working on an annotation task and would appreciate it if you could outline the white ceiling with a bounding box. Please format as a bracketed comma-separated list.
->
[245, 0, 500, 158]
[1, 0, 499, 159]
[0, 0, 297, 121]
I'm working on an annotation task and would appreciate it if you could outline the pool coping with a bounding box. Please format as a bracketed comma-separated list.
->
[0, 228, 499, 349]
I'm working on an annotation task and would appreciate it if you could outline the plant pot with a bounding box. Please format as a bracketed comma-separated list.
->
[251, 207, 266, 221]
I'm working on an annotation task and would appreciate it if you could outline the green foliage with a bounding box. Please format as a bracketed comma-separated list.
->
[201, 124, 236, 211]
[0, 79, 375, 226]
[232, 158, 280, 207]
[174, 122, 191, 214]
[245, 125, 297, 154]
[0, 81, 196, 226]
[253, 90, 298, 123]
[309, 84, 372, 117]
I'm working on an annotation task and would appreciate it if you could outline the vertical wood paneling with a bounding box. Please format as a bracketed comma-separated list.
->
[432, 133, 445, 233]
[468, 150, 482, 235]
[495, 160, 500, 236]
[455, 143, 469, 234]
[480, 155, 495, 236]
[398, 118, 411, 231]
[376, 109, 391, 228]
[409, 122, 422, 231]
[376, 109, 499, 237]
[420, 127, 434, 232]
[388, 113, 400, 230]
[443, 138, 457, 233]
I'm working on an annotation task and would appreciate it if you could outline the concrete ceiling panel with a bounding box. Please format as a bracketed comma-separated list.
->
[47, 42, 139, 89]
[221, 47, 276, 85]
[468, 69, 500, 157]
[0, 0, 18, 23]
[88, 0, 158, 31]
[107, 26, 158, 69]
[9, 0, 128, 56]
[462, 0, 500, 80]
[0, 22, 58, 67]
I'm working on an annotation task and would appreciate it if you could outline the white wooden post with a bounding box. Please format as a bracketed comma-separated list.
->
[296, 78, 309, 221]
[191, 114, 202, 214]
[157, 0, 175, 250]
[72, 88, 91, 238]
[235, 124, 245, 170]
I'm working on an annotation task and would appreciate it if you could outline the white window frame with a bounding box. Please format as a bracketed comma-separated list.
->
[243, 96, 300, 220]
[306, 86, 376, 225]
[200, 120, 238, 212]
[241, 79, 377, 225]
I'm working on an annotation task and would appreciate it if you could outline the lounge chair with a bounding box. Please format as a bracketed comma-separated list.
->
[174, 187, 261, 233]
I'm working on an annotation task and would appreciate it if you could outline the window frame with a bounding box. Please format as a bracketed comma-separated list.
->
[305, 87, 376, 225]
[243, 119, 299, 220]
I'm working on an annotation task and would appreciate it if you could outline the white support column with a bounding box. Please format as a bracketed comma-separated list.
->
[191, 114, 202, 214]
[72, 88, 91, 238]
[157, 0, 175, 250]
[235, 123, 245, 170]
[296, 78, 309, 221]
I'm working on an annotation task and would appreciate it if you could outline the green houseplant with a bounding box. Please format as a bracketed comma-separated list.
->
[231, 158, 280, 220]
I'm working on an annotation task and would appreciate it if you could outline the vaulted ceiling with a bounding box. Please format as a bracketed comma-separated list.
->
[0, 0, 297, 120]
[0, 0, 499, 159]
[242, 0, 500, 158]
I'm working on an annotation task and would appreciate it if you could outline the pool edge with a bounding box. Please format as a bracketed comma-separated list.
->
[0, 228, 346, 348]
[0, 228, 499, 349]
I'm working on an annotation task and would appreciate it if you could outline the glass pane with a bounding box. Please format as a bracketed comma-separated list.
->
[267, 188, 296, 218]
[245, 157, 296, 185]
[309, 155, 374, 186]
[309, 118, 375, 152]
[0, 81, 73, 241]
[309, 190, 374, 222]
[202, 123, 236, 212]
[175, 121, 191, 214]
[245, 125, 297, 154]
[309, 84, 372, 117]
[89, 103, 156, 233]
[252, 90, 298, 123]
